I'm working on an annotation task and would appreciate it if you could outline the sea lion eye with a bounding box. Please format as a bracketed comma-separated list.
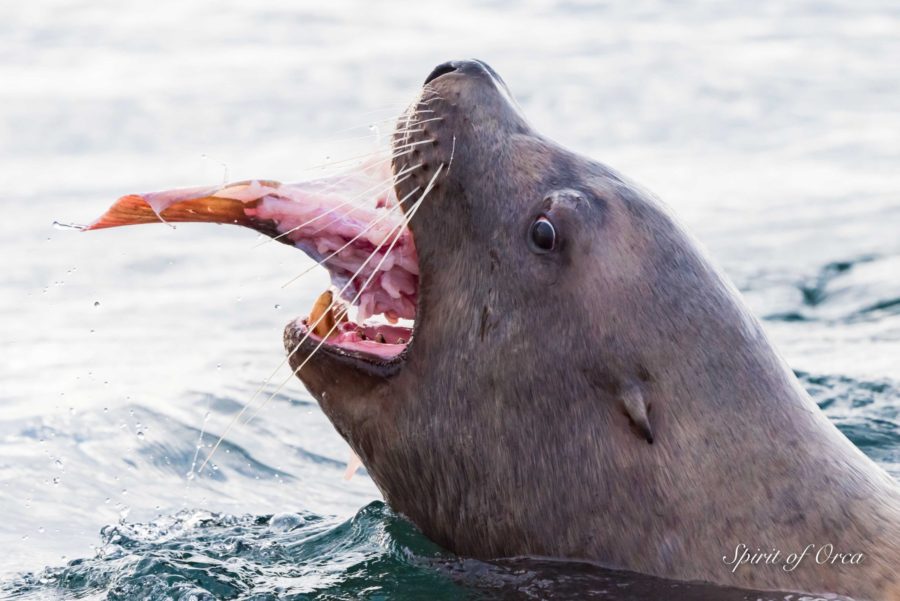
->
[529, 216, 556, 252]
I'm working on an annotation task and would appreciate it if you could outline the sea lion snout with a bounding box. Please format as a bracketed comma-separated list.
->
[392, 59, 533, 244]
[423, 59, 507, 88]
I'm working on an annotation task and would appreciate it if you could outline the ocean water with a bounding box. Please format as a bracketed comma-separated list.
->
[1, 0, 898, 599]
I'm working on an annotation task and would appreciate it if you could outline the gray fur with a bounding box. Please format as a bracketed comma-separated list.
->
[285, 60, 900, 600]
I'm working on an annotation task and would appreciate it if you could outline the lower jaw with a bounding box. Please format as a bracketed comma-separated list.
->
[290, 289, 414, 363]
[303, 319, 411, 360]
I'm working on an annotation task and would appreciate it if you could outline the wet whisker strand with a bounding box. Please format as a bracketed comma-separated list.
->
[196, 211, 402, 476]
[242, 164, 444, 428]
[194, 177, 433, 474]
[326, 114, 403, 136]
[241, 217, 418, 427]
[297, 139, 422, 174]
[256, 165, 418, 248]
[280, 185, 422, 288]
[447, 135, 457, 175]
[296, 146, 399, 173]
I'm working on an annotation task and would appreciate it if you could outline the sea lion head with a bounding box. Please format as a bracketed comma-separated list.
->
[283, 59, 769, 552]
[287, 58, 751, 443]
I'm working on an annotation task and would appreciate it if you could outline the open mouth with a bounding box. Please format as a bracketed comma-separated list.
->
[277, 160, 419, 364]
[84, 156, 421, 365]
[296, 288, 413, 361]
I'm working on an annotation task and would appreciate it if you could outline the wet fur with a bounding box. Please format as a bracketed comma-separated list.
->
[286, 60, 900, 600]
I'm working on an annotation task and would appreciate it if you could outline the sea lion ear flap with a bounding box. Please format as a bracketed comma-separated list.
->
[620, 386, 654, 444]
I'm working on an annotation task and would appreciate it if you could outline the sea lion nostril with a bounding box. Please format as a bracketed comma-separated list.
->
[424, 62, 459, 85]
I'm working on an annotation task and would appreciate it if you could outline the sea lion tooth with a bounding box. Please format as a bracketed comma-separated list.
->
[309, 290, 336, 338]
[620, 385, 653, 444]
[397, 337, 406, 344]
[375, 333, 386, 343]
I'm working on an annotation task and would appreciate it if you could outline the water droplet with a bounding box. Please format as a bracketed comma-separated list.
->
[93, 301, 100, 307]
[51, 477, 60, 485]
[274, 304, 281, 310]
[38, 526, 45, 534]
[104, 498, 111, 504]
[52, 221, 84, 231]
[136, 431, 145, 440]
[54, 459, 63, 469]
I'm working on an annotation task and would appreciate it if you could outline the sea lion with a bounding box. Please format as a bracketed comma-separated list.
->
[283, 60, 900, 599]
[84, 59, 900, 599]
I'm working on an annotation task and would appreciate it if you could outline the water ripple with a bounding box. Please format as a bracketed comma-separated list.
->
[4, 503, 823, 601]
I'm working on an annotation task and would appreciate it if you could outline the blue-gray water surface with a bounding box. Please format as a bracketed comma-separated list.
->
[1, 1, 898, 599]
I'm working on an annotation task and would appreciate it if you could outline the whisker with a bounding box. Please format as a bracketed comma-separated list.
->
[294, 136, 425, 175]
[280, 185, 422, 289]
[410, 116, 443, 126]
[255, 163, 419, 248]
[326, 114, 404, 137]
[306, 130, 388, 147]
[241, 163, 445, 429]
[296, 148, 395, 173]
[194, 177, 427, 475]
[194, 91, 441, 474]
[447, 135, 457, 175]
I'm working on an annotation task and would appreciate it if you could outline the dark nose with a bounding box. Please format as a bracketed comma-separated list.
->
[423, 59, 496, 85]
[424, 61, 460, 85]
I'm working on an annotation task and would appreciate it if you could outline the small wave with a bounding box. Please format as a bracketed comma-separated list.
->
[763, 254, 900, 324]
[797, 371, 900, 475]
[4, 503, 840, 601]
[3, 503, 449, 600]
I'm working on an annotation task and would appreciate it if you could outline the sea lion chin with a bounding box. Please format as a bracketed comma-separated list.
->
[284, 59, 900, 600]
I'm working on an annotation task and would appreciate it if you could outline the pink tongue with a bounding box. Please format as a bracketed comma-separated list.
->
[83, 159, 418, 321]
